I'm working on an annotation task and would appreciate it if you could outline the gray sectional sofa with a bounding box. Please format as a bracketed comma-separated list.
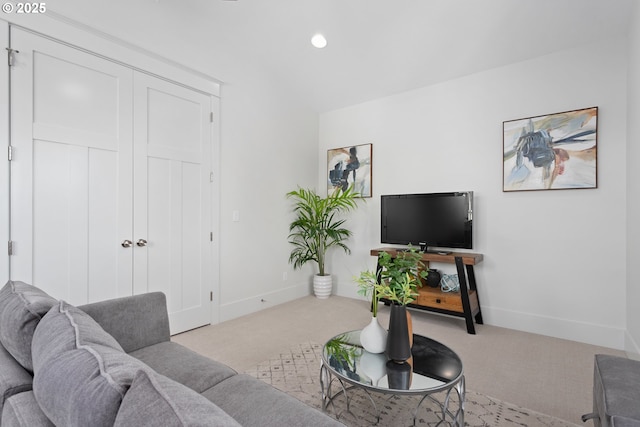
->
[0, 281, 343, 426]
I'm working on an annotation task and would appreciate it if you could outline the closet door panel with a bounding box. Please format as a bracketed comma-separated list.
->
[32, 141, 88, 301]
[180, 162, 203, 310]
[146, 158, 175, 309]
[146, 159, 203, 314]
[32, 50, 120, 149]
[10, 29, 133, 304]
[146, 88, 203, 162]
[88, 148, 127, 302]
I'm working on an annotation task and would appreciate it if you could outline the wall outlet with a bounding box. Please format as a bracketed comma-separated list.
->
[232, 210, 240, 222]
[282, 272, 288, 281]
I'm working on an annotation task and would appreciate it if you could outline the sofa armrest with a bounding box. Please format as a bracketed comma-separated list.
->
[79, 292, 170, 353]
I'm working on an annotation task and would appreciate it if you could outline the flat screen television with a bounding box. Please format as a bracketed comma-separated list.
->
[380, 192, 473, 251]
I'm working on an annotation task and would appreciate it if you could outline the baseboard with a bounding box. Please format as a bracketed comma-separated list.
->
[625, 331, 640, 360]
[483, 306, 625, 350]
[218, 283, 310, 322]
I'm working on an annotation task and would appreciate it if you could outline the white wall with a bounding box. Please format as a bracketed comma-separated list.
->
[626, 3, 640, 358]
[320, 37, 629, 349]
[217, 70, 320, 320]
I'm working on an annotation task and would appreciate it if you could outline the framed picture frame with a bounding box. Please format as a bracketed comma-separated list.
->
[503, 107, 598, 192]
[327, 143, 372, 197]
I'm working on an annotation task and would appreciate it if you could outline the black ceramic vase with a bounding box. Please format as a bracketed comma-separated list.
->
[425, 269, 442, 288]
[386, 304, 411, 362]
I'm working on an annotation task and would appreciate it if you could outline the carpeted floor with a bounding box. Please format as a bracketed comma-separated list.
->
[245, 341, 580, 427]
[173, 295, 626, 423]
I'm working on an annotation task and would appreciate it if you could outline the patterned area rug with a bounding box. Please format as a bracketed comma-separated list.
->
[245, 342, 580, 427]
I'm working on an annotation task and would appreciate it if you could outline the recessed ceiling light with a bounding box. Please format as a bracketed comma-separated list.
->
[311, 33, 327, 49]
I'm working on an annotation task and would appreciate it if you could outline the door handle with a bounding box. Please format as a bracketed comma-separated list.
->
[121, 240, 132, 248]
[136, 239, 148, 247]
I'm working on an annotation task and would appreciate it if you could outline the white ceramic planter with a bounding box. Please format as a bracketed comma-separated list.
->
[360, 316, 387, 354]
[313, 274, 332, 299]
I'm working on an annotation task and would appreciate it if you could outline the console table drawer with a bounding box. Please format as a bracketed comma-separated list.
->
[416, 289, 463, 312]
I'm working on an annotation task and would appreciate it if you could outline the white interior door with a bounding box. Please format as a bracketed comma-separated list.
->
[133, 72, 212, 334]
[9, 28, 134, 304]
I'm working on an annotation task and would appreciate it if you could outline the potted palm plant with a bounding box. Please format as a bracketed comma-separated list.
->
[287, 186, 360, 298]
[357, 246, 427, 360]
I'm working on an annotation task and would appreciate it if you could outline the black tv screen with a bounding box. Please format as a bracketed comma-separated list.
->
[381, 192, 473, 250]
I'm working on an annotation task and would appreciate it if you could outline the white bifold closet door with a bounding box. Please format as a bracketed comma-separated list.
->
[132, 73, 212, 334]
[10, 29, 134, 303]
[9, 28, 213, 333]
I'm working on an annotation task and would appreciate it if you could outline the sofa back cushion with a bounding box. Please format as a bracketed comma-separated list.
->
[31, 300, 123, 371]
[115, 370, 242, 427]
[0, 281, 57, 372]
[79, 292, 171, 353]
[31, 301, 148, 426]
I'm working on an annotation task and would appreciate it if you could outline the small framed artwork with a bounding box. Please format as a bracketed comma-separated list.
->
[327, 143, 372, 197]
[503, 107, 598, 192]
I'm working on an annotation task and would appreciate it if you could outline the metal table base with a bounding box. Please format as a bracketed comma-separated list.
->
[320, 360, 465, 426]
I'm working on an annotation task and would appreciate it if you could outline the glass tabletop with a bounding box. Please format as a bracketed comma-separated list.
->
[322, 330, 463, 394]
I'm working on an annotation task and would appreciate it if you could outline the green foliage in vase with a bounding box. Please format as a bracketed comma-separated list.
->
[287, 186, 360, 276]
[356, 246, 428, 308]
[356, 270, 380, 317]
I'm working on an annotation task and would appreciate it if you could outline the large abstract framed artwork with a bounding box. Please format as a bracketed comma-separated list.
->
[503, 107, 598, 192]
[327, 143, 372, 197]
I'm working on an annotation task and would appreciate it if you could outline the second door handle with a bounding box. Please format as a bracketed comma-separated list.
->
[136, 239, 148, 247]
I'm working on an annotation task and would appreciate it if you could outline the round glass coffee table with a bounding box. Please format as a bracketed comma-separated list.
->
[320, 330, 464, 426]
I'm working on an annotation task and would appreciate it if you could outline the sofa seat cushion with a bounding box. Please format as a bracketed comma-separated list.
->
[129, 341, 236, 393]
[115, 369, 241, 427]
[0, 281, 57, 372]
[31, 301, 149, 426]
[202, 374, 344, 427]
[2, 391, 54, 427]
[594, 354, 640, 427]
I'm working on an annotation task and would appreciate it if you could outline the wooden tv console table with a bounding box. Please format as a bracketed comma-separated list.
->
[371, 248, 484, 334]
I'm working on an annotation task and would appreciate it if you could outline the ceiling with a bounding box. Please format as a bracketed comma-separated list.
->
[47, 0, 633, 113]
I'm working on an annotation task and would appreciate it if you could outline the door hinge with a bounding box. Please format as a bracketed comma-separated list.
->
[8, 241, 13, 256]
[6, 48, 19, 67]
[8, 146, 12, 161]
[209, 112, 214, 123]
[210, 291, 213, 301]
